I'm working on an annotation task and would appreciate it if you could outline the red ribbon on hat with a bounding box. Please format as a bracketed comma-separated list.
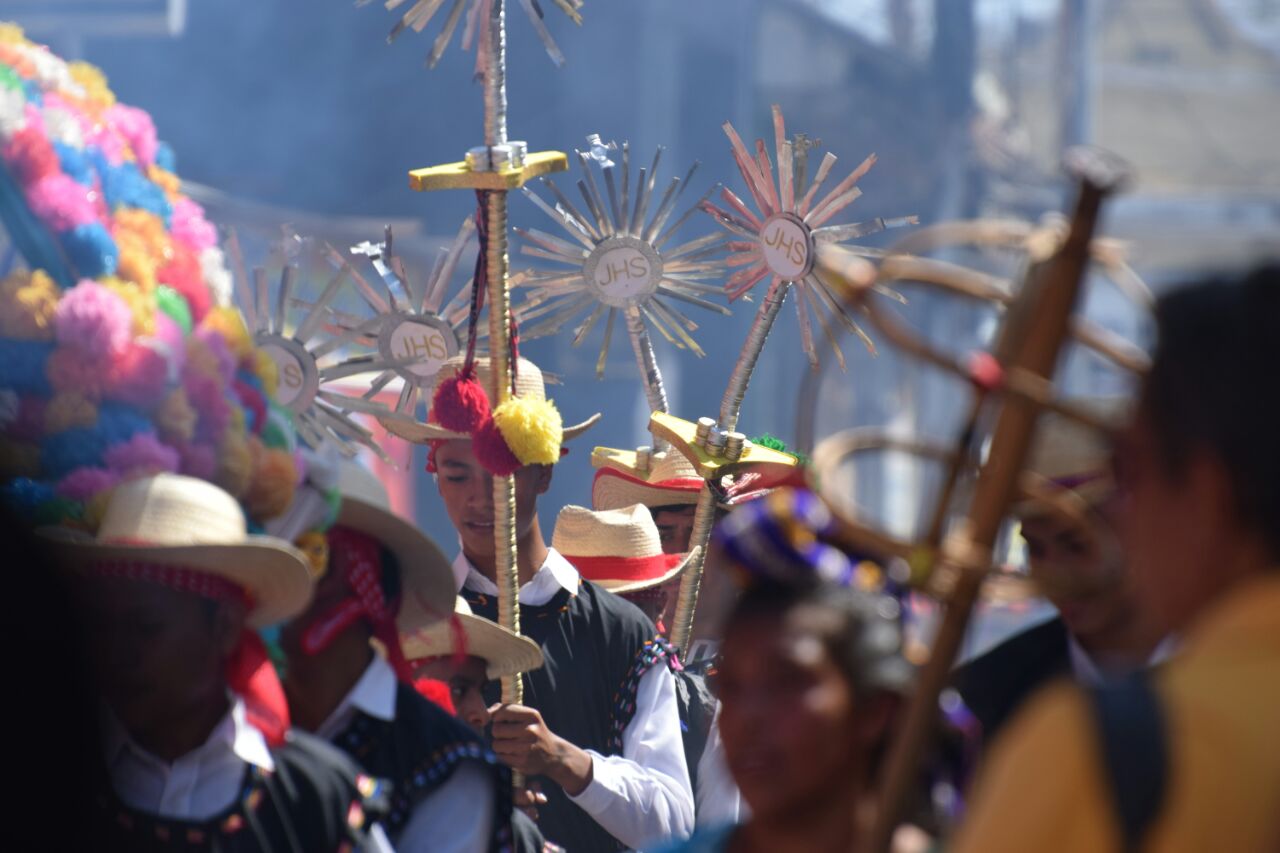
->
[88, 561, 290, 746]
[300, 526, 415, 684]
[561, 552, 686, 583]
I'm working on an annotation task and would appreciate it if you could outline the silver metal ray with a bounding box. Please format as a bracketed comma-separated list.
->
[704, 104, 918, 370]
[513, 136, 730, 417]
[361, 0, 583, 69]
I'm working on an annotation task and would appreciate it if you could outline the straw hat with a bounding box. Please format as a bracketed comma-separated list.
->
[402, 596, 544, 680]
[1017, 397, 1131, 518]
[45, 473, 313, 628]
[592, 449, 703, 512]
[333, 461, 456, 631]
[552, 504, 699, 594]
[380, 355, 601, 445]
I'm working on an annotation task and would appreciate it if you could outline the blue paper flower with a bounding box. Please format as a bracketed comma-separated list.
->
[99, 161, 172, 225]
[60, 223, 119, 280]
[0, 340, 54, 395]
[0, 477, 55, 520]
[53, 141, 94, 186]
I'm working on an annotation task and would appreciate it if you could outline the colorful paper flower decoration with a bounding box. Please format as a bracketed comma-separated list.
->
[0, 27, 297, 530]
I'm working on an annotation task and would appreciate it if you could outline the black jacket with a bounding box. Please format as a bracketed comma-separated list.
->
[951, 617, 1071, 748]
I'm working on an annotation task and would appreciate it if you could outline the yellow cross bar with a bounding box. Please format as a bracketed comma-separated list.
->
[409, 150, 569, 192]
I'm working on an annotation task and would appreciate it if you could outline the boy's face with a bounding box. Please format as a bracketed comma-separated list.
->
[415, 655, 491, 733]
[434, 439, 553, 559]
[652, 505, 697, 555]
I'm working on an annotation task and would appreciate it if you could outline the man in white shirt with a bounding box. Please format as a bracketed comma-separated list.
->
[281, 462, 508, 852]
[60, 473, 392, 851]
[417, 356, 695, 851]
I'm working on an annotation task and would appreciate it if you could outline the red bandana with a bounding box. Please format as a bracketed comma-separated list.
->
[300, 526, 415, 684]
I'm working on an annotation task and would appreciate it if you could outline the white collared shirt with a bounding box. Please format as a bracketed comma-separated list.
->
[1067, 633, 1179, 686]
[104, 696, 273, 821]
[695, 707, 747, 828]
[319, 654, 494, 853]
[454, 548, 696, 849]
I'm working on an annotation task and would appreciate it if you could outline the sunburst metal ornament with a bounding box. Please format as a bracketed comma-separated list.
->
[513, 136, 729, 410]
[359, 0, 583, 68]
[702, 105, 918, 370]
[336, 220, 482, 430]
[226, 231, 396, 460]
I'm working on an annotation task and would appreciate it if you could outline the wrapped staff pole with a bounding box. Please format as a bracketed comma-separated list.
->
[479, 0, 522, 711]
[669, 107, 915, 654]
[668, 279, 791, 652]
[863, 147, 1131, 849]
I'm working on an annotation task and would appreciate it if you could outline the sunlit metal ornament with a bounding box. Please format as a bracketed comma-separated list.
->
[513, 135, 729, 411]
[358, 0, 583, 69]
[703, 104, 918, 370]
[226, 230, 397, 460]
[338, 222, 483, 432]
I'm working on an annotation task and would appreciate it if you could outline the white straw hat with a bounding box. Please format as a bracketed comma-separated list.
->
[552, 504, 699, 594]
[333, 461, 456, 631]
[402, 596, 544, 680]
[592, 449, 703, 512]
[379, 355, 601, 445]
[45, 473, 313, 627]
[1017, 397, 1131, 518]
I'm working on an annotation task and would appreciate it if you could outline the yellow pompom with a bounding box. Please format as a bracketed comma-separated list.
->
[156, 388, 197, 443]
[0, 24, 26, 44]
[200, 306, 253, 359]
[0, 269, 59, 341]
[0, 440, 40, 479]
[101, 277, 155, 337]
[214, 430, 253, 498]
[294, 531, 330, 580]
[253, 349, 279, 399]
[69, 61, 115, 108]
[493, 396, 563, 466]
[45, 392, 98, 434]
[148, 165, 182, 200]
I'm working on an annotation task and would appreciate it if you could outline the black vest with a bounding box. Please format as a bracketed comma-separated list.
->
[332, 681, 513, 851]
[97, 730, 387, 853]
[464, 579, 659, 853]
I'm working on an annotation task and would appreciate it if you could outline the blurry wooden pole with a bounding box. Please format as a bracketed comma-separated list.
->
[864, 148, 1129, 851]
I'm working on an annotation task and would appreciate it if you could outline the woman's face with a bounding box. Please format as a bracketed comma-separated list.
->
[716, 603, 868, 821]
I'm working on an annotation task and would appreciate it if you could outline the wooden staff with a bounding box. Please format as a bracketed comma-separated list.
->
[865, 148, 1130, 849]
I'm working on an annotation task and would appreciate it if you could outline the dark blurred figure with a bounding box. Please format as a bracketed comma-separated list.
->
[956, 267, 1280, 851]
[2, 509, 100, 851]
[952, 401, 1171, 746]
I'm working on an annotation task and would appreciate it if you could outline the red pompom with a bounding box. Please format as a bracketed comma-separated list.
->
[157, 245, 211, 323]
[472, 417, 521, 477]
[107, 342, 169, 408]
[4, 127, 59, 187]
[414, 678, 456, 715]
[431, 373, 491, 433]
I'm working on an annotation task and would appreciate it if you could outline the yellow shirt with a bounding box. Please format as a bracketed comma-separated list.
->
[953, 574, 1280, 852]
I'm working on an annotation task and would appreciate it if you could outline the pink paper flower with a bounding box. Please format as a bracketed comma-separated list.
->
[54, 279, 133, 358]
[104, 431, 179, 477]
[56, 466, 120, 501]
[179, 441, 217, 480]
[47, 346, 109, 399]
[150, 313, 186, 377]
[27, 173, 98, 232]
[105, 103, 158, 167]
[170, 197, 218, 253]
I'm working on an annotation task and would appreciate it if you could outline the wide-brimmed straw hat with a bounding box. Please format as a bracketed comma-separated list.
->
[1017, 397, 1131, 519]
[552, 504, 699, 594]
[403, 596, 544, 680]
[333, 461, 456, 631]
[592, 449, 703, 511]
[45, 473, 313, 628]
[380, 355, 601, 445]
